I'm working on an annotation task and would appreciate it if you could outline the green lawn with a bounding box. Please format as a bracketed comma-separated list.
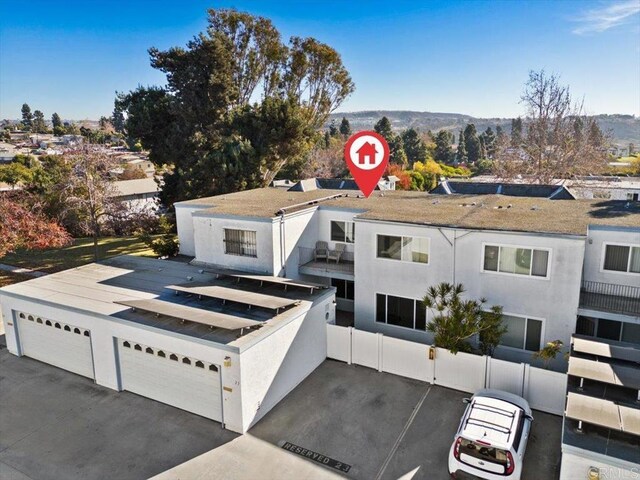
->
[1, 236, 159, 274]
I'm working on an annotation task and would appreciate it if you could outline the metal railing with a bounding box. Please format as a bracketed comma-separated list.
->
[580, 281, 640, 316]
[298, 246, 355, 274]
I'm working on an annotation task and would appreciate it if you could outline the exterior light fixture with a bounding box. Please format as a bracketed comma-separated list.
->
[428, 347, 436, 360]
[587, 467, 600, 480]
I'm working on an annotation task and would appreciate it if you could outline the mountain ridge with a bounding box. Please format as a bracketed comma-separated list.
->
[328, 111, 639, 146]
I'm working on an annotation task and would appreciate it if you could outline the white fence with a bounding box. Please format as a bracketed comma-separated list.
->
[326, 324, 567, 416]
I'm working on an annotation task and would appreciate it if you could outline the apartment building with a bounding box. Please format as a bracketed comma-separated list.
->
[175, 185, 640, 368]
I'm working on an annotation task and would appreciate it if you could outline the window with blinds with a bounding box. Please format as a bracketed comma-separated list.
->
[223, 229, 257, 257]
[482, 244, 550, 278]
[603, 244, 640, 273]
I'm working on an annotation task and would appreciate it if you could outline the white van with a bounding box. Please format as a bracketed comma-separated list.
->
[448, 389, 533, 479]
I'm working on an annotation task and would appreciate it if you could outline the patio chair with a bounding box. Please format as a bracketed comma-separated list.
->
[314, 241, 329, 262]
[327, 243, 346, 263]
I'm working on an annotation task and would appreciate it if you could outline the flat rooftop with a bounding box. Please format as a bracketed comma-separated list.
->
[175, 188, 640, 236]
[0, 255, 331, 351]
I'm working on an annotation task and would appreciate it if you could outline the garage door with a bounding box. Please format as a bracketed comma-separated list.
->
[117, 339, 222, 422]
[16, 312, 94, 379]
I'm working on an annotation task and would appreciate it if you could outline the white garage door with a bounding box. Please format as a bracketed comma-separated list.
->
[16, 312, 94, 379]
[117, 339, 222, 422]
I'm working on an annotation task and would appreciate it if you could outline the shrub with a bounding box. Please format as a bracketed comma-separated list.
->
[137, 215, 179, 257]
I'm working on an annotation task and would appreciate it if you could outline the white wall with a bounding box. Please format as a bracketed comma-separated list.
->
[560, 448, 640, 480]
[277, 208, 318, 277]
[0, 293, 245, 433]
[354, 219, 586, 363]
[238, 293, 333, 431]
[583, 225, 640, 288]
[192, 214, 276, 274]
[175, 204, 210, 257]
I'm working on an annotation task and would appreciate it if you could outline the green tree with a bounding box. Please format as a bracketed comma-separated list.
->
[408, 170, 424, 191]
[0, 162, 34, 187]
[21, 103, 33, 130]
[629, 143, 636, 155]
[480, 127, 496, 158]
[495, 125, 506, 144]
[329, 119, 339, 137]
[401, 128, 428, 166]
[423, 283, 504, 355]
[65, 122, 80, 135]
[118, 8, 354, 206]
[532, 340, 564, 369]
[510, 117, 523, 147]
[389, 135, 408, 166]
[51, 112, 63, 129]
[434, 130, 453, 163]
[112, 105, 126, 133]
[456, 129, 467, 162]
[339, 117, 351, 137]
[464, 124, 481, 163]
[31, 110, 47, 134]
[374, 116, 393, 141]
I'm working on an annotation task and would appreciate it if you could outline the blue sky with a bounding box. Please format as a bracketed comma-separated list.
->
[1, 0, 639, 120]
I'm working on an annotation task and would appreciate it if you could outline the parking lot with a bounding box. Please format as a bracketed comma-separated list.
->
[0, 337, 562, 480]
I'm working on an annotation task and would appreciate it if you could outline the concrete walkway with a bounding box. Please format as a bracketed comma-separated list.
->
[0, 263, 48, 278]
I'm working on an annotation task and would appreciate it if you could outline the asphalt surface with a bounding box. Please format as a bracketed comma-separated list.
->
[0, 337, 562, 480]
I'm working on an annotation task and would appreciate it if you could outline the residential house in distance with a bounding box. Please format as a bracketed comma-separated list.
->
[111, 177, 161, 213]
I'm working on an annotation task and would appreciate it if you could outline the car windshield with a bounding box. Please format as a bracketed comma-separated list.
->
[460, 438, 508, 465]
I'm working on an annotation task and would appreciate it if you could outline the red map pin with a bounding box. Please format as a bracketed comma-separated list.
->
[344, 131, 390, 198]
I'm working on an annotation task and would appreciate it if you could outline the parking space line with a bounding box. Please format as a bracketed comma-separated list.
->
[374, 385, 432, 480]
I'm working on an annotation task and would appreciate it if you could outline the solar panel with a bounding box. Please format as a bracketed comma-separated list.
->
[565, 392, 621, 432]
[226, 273, 325, 293]
[572, 335, 640, 363]
[569, 356, 640, 390]
[115, 299, 263, 330]
[168, 282, 299, 311]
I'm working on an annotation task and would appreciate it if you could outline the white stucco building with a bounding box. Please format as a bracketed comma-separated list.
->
[0, 256, 334, 434]
[175, 187, 639, 367]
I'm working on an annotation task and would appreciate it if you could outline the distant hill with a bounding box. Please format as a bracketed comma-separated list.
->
[328, 111, 640, 146]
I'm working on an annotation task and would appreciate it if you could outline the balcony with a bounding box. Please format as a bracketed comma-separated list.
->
[580, 281, 640, 317]
[298, 246, 354, 279]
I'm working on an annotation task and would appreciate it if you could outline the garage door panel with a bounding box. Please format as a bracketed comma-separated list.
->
[17, 315, 94, 379]
[118, 340, 222, 422]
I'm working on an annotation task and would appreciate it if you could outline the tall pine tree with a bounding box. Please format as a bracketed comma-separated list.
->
[456, 129, 467, 162]
[510, 117, 523, 147]
[339, 117, 351, 137]
[464, 124, 481, 163]
[21, 103, 33, 130]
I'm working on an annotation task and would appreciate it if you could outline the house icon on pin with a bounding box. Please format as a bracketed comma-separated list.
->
[356, 141, 378, 165]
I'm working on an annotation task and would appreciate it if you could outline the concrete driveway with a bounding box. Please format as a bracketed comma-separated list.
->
[1, 337, 562, 480]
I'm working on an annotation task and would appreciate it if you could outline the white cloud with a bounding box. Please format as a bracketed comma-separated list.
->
[572, 0, 640, 34]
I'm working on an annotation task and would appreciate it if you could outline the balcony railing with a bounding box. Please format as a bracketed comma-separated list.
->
[298, 246, 354, 276]
[580, 281, 640, 317]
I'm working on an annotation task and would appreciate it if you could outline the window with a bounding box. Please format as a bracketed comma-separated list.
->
[577, 316, 640, 345]
[123, 341, 131, 348]
[195, 361, 205, 368]
[134, 344, 142, 351]
[145, 347, 154, 355]
[182, 357, 191, 365]
[483, 244, 550, 278]
[377, 235, 429, 264]
[224, 229, 257, 257]
[376, 293, 427, 331]
[331, 278, 354, 300]
[500, 315, 542, 351]
[209, 364, 218, 372]
[603, 244, 640, 273]
[64, 325, 71, 332]
[157, 350, 166, 358]
[330, 221, 355, 243]
[169, 354, 179, 361]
